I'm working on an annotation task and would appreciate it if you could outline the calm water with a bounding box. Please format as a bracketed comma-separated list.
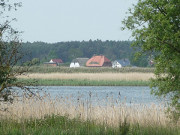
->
[39, 86, 166, 106]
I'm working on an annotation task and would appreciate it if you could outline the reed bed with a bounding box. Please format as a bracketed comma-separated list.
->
[0, 92, 178, 127]
[14, 66, 155, 73]
[0, 92, 179, 134]
[19, 79, 149, 86]
[18, 72, 154, 81]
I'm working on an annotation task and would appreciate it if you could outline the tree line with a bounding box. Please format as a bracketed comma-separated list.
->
[21, 40, 149, 67]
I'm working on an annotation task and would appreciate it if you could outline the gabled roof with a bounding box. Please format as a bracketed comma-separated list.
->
[114, 59, 130, 67]
[86, 55, 111, 67]
[51, 59, 63, 63]
[72, 58, 89, 66]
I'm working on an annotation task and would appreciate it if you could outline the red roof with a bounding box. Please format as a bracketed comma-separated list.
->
[86, 55, 112, 67]
[51, 59, 63, 63]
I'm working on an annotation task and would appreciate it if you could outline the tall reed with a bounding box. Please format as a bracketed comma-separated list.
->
[18, 72, 154, 81]
[1, 92, 178, 128]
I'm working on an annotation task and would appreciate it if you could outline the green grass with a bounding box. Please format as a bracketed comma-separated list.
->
[14, 66, 155, 73]
[0, 115, 179, 135]
[17, 79, 150, 86]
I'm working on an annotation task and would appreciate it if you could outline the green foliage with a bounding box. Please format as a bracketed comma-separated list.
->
[0, 1, 22, 96]
[18, 79, 150, 86]
[130, 52, 149, 67]
[0, 1, 36, 101]
[23, 58, 40, 66]
[22, 66, 154, 73]
[21, 40, 149, 67]
[0, 115, 179, 135]
[123, 0, 180, 119]
[48, 50, 58, 60]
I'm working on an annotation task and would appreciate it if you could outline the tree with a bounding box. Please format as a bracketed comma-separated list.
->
[0, 1, 35, 102]
[123, 0, 180, 119]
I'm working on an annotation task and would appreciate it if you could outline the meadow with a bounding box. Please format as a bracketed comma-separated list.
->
[16, 67, 155, 86]
[0, 93, 179, 135]
[14, 66, 155, 73]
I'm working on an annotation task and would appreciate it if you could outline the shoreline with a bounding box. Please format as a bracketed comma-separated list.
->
[18, 79, 150, 86]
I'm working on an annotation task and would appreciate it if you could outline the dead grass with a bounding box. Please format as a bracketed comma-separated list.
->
[0, 93, 177, 128]
[17, 72, 154, 81]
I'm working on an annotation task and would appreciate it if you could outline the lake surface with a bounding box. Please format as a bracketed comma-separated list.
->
[39, 86, 166, 106]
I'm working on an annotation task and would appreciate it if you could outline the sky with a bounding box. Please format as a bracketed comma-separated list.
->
[12, 0, 136, 43]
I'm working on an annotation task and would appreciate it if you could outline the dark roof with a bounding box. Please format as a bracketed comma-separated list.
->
[115, 59, 130, 67]
[86, 55, 111, 67]
[72, 58, 89, 66]
[51, 59, 63, 63]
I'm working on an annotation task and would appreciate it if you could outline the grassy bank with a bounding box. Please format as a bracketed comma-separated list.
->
[18, 79, 150, 86]
[17, 72, 153, 86]
[0, 115, 179, 135]
[14, 66, 155, 73]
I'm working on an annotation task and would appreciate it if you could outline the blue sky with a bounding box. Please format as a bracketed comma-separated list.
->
[13, 0, 136, 43]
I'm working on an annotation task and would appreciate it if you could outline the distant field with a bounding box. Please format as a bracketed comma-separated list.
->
[18, 72, 154, 81]
[16, 67, 155, 86]
[14, 66, 155, 73]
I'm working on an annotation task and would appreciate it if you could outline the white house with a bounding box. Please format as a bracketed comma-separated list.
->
[112, 59, 130, 68]
[70, 58, 89, 68]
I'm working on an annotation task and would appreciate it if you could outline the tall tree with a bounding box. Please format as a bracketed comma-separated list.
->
[123, 0, 180, 119]
[0, 1, 34, 102]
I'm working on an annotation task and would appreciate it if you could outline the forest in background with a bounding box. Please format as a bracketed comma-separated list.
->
[21, 40, 149, 67]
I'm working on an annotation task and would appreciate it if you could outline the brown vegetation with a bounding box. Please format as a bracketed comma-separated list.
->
[18, 72, 154, 81]
[1, 93, 178, 128]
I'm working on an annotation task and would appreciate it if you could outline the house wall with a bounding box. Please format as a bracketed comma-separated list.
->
[112, 62, 122, 68]
[70, 62, 80, 68]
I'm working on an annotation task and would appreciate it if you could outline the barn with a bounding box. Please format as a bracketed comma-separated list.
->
[86, 55, 112, 67]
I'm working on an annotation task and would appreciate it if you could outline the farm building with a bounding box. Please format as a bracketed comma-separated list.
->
[44, 58, 63, 67]
[70, 58, 89, 68]
[49, 59, 63, 65]
[86, 55, 112, 67]
[112, 59, 131, 68]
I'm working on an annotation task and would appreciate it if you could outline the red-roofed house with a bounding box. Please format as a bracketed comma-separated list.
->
[49, 59, 63, 65]
[86, 55, 112, 67]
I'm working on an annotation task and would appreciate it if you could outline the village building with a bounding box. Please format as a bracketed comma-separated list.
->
[112, 59, 131, 68]
[44, 58, 63, 67]
[86, 55, 112, 67]
[49, 59, 63, 65]
[70, 58, 89, 68]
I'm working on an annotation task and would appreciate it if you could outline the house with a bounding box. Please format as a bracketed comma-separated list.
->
[44, 58, 63, 67]
[86, 55, 112, 67]
[70, 58, 89, 68]
[112, 59, 131, 68]
[49, 59, 63, 65]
